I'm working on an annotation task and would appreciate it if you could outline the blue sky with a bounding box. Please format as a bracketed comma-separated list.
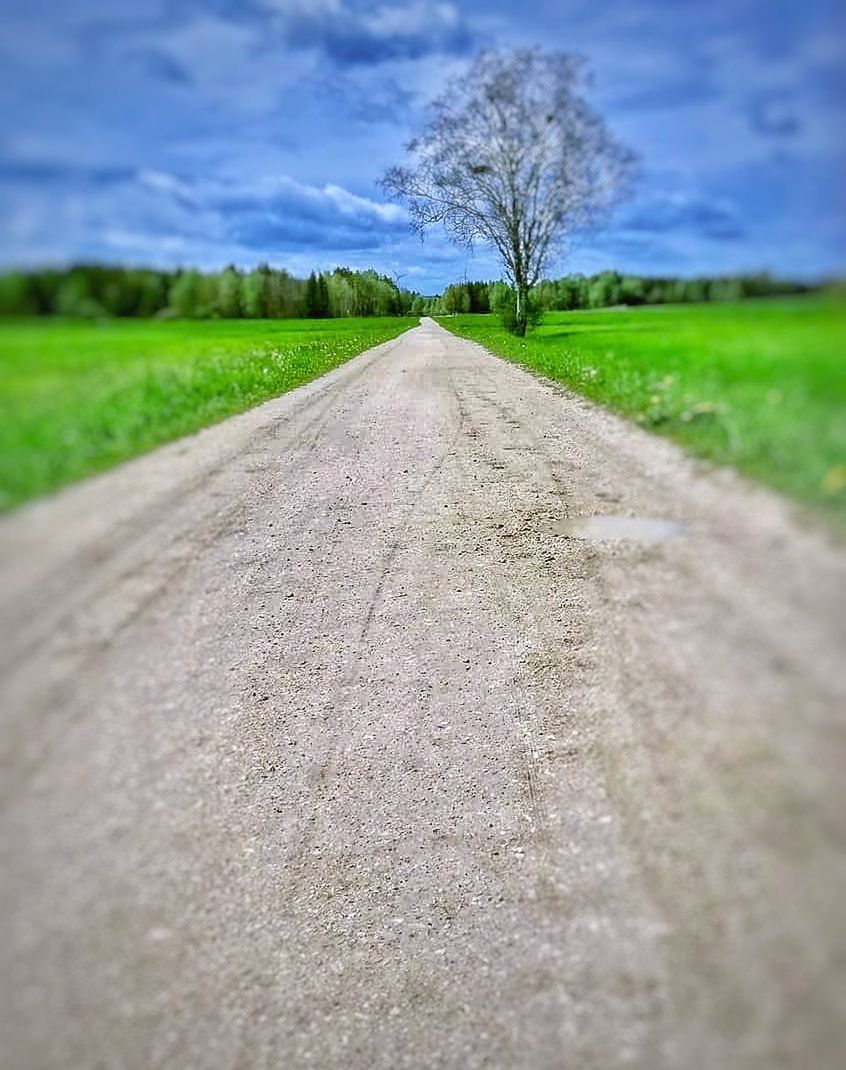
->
[0, 0, 843, 291]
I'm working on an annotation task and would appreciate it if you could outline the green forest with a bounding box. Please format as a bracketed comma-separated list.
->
[0, 263, 823, 322]
[431, 271, 819, 316]
[0, 264, 418, 320]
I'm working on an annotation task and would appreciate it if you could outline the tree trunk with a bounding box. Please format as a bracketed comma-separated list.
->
[514, 280, 528, 337]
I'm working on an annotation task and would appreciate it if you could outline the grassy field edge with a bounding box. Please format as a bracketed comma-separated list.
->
[437, 297, 846, 522]
[0, 316, 415, 512]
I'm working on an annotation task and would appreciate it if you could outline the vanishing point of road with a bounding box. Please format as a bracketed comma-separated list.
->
[1, 318, 844, 1068]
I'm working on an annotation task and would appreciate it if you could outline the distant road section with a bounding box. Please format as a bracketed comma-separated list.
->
[1, 318, 844, 1069]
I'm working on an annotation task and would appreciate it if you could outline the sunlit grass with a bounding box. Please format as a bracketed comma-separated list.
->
[0, 316, 413, 511]
[441, 296, 846, 519]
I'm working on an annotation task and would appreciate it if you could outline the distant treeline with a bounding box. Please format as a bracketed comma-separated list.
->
[431, 271, 820, 315]
[0, 264, 418, 319]
[0, 264, 825, 322]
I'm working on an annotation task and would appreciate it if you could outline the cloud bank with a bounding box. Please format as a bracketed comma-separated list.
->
[0, 0, 842, 288]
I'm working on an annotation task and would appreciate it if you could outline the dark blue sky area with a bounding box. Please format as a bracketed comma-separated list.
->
[0, 0, 843, 290]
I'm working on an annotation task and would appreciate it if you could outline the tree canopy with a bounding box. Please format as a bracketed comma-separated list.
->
[382, 49, 635, 334]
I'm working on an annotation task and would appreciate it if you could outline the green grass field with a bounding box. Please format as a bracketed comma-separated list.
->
[440, 296, 846, 518]
[0, 316, 413, 512]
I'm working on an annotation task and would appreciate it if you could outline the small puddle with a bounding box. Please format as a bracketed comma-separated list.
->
[562, 515, 684, 544]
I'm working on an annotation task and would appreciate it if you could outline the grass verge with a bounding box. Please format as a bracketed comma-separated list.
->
[0, 316, 413, 512]
[440, 296, 846, 519]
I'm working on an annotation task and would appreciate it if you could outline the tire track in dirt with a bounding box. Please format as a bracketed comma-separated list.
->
[0, 334, 408, 678]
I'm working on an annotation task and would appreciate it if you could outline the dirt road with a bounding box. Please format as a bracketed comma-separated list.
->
[1, 317, 844, 1069]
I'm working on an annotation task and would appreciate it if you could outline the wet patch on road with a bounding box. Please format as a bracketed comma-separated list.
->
[561, 515, 685, 544]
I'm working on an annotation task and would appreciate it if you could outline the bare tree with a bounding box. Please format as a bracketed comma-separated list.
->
[381, 49, 635, 335]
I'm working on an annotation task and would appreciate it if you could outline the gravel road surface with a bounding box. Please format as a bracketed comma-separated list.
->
[1, 317, 844, 1069]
